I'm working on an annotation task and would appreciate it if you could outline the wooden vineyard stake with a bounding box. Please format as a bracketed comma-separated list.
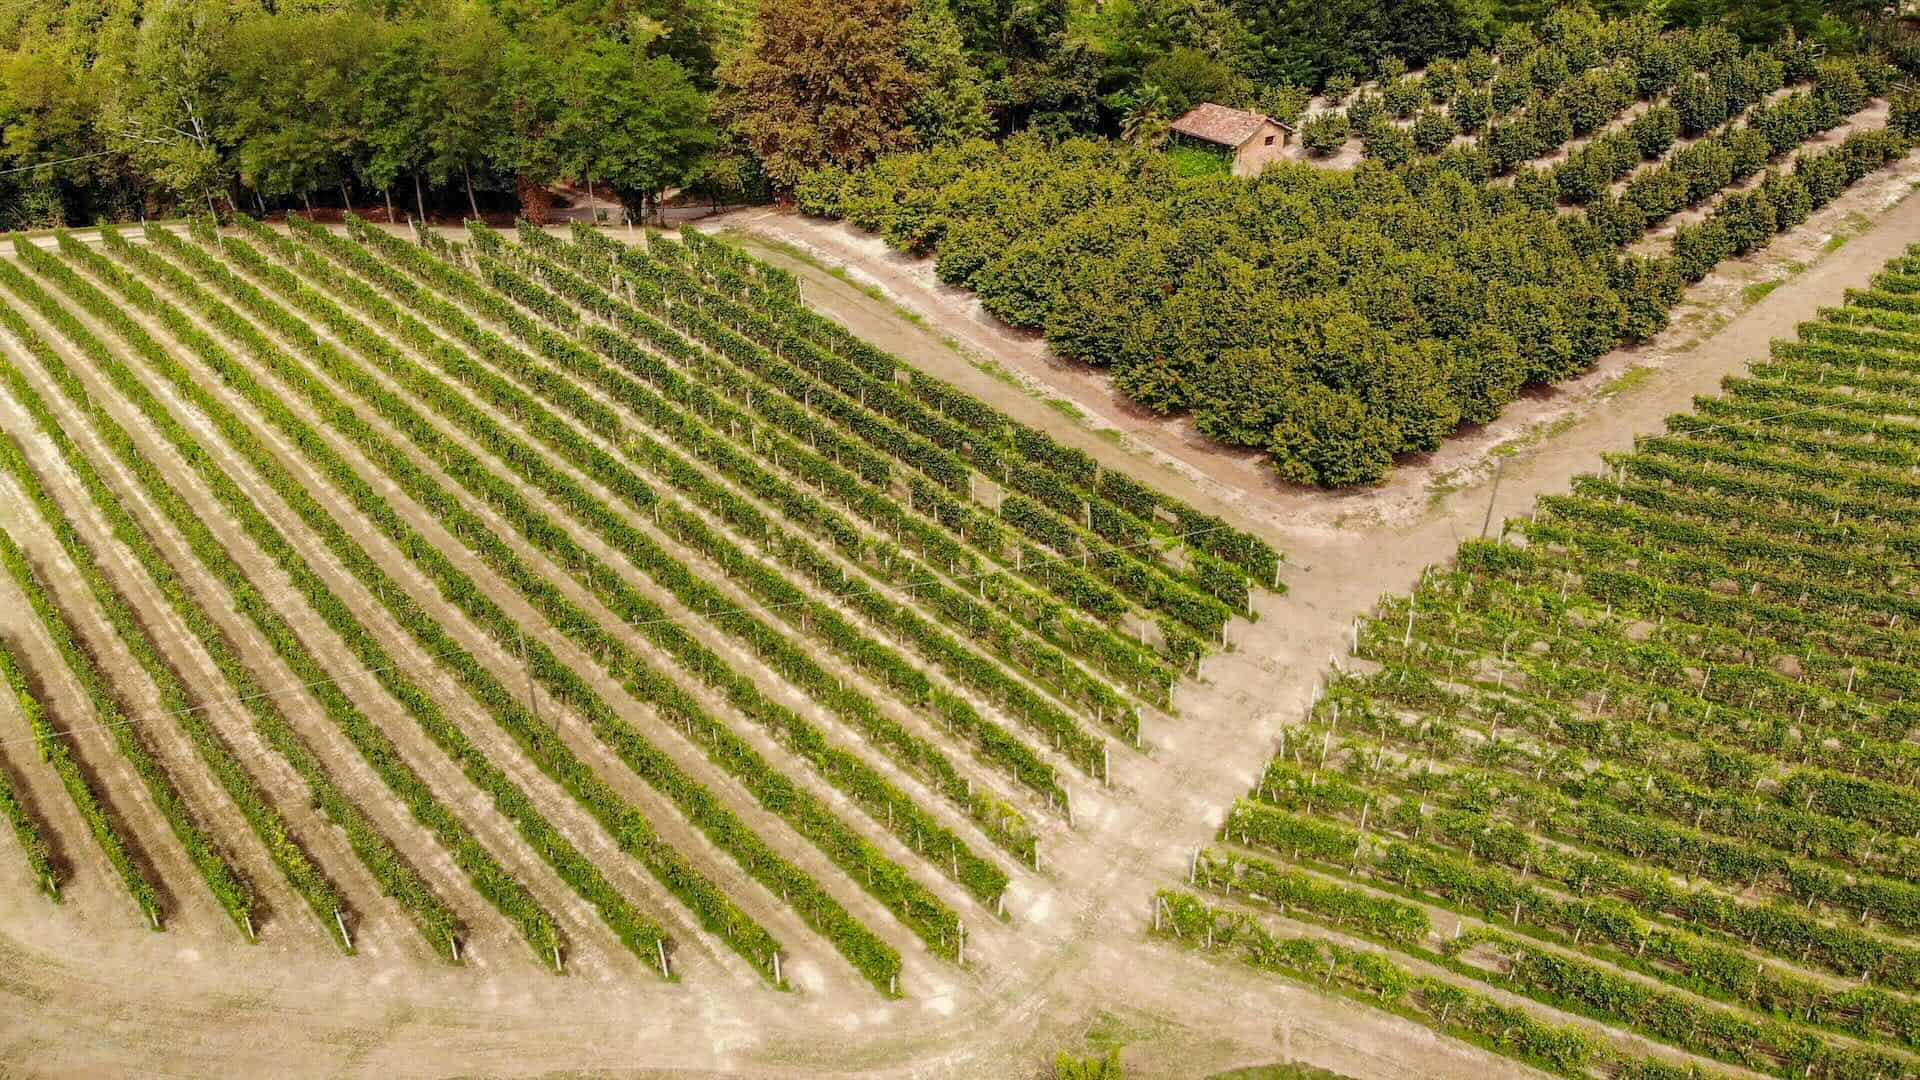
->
[518, 631, 538, 720]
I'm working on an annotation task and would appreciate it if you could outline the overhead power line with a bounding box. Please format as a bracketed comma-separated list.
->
[0, 150, 117, 178]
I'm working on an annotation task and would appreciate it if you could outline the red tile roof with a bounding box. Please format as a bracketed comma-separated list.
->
[1170, 103, 1292, 147]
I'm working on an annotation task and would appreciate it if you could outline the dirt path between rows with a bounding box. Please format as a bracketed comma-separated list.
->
[158, 231, 957, 983]
[68, 242, 765, 986]
[0, 397, 355, 957]
[0, 260, 625, 977]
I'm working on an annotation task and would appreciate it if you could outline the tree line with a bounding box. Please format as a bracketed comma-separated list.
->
[0, 0, 1893, 227]
[0, 0, 726, 228]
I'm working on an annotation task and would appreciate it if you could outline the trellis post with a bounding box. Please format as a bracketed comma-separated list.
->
[518, 630, 538, 720]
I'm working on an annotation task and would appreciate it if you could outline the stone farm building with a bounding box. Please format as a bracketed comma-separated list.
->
[1170, 103, 1294, 177]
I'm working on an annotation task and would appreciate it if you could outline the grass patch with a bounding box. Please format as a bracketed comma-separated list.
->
[969, 355, 1027, 390]
[1426, 408, 1601, 506]
[718, 229, 813, 265]
[1166, 143, 1232, 177]
[1596, 363, 1658, 400]
[1514, 410, 1583, 449]
[1075, 1008, 1179, 1059]
[1426, 361, 1656, 508]
[1425, 471, 1466, 506]
[1045, 397, 1086, 422]
[1210, 1064, 1360, 1080]
[1822, 210, 1874, 253]
[1683, 309, 1732, 340]
[1739, 278, 1783, 305]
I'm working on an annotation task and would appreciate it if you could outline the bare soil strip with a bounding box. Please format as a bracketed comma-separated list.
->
[0, 409, 348, 955]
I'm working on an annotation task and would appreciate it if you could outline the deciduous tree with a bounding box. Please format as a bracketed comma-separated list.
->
[716, 0, 922, 188]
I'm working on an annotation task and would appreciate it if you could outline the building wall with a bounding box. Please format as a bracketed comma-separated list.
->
[1231, 121, 1293, 178]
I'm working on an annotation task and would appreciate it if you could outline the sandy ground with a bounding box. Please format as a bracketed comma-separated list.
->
[0, 144, 1915, 1078]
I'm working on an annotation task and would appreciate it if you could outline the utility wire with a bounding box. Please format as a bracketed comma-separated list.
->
[0, 150, 117, 178]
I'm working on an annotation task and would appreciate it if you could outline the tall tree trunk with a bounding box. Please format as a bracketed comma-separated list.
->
[462, 161, 479, 219]
[415, 172, 427, 223]
[302, 190, 313, 216]
[340, 179, 352, 213]
[384, 187, 395, 223]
